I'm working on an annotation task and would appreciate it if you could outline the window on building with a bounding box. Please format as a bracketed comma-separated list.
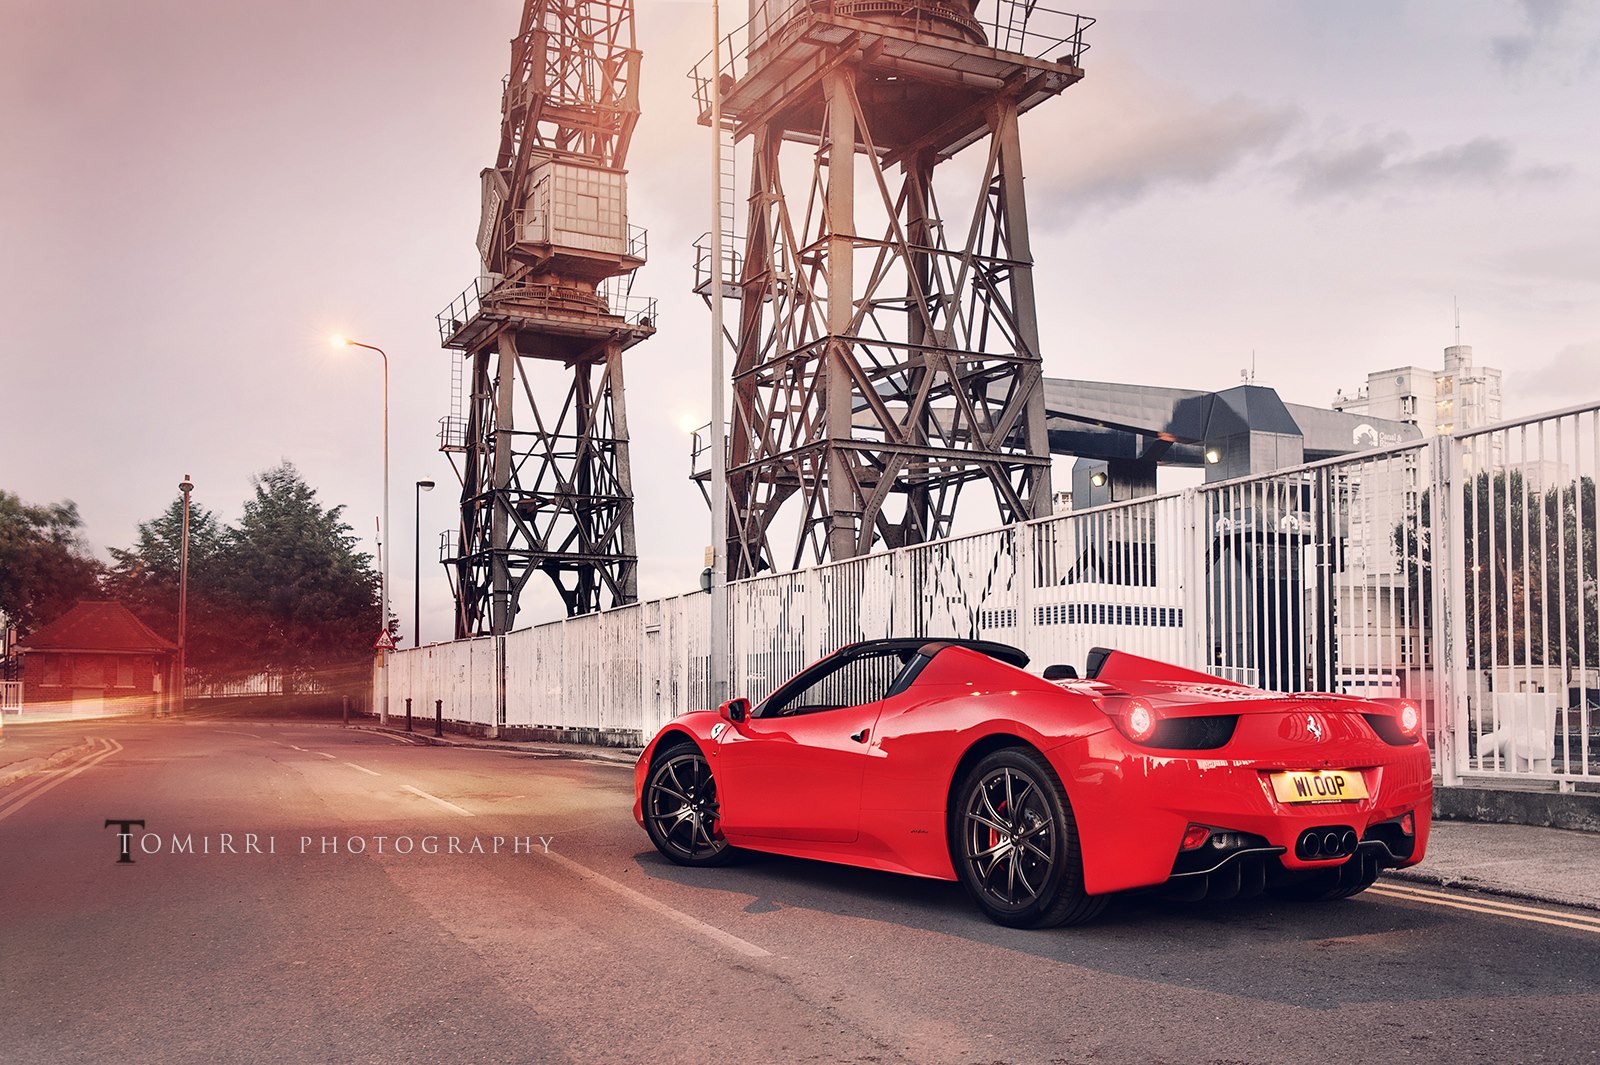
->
[115, 657, 136, 689]
[40, 656, 62, 687]
[73, 655, 103, 687]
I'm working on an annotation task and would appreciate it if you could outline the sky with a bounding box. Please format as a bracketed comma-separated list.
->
[2, 0, 1597, 644]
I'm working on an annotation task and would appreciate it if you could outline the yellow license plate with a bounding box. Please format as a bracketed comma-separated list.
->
[1269, 770, 1369, 804]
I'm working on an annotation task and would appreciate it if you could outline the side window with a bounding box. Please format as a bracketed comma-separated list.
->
[766, 652, 910, 716]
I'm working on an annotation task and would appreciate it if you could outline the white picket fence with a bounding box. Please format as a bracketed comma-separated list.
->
[382, 400, 1600, 785]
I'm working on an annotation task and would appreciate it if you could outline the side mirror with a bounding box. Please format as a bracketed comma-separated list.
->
[718, 697, 750, 723]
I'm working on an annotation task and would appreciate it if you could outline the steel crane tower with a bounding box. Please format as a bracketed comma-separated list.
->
[438, 0, 655, 636]
[691, 0, 1090, 577]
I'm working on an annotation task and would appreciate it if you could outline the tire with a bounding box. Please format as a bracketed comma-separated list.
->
[951, 747, 1106, 928]
[1269, 852, 1380, 902]
[642, 743, 738, 867]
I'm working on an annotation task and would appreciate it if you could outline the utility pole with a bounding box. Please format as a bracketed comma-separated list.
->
[176, 474, 192, 716]
[708, 0, 729, 706]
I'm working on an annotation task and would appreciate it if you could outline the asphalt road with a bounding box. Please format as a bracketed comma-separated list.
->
[2, 719, 1596, 1065]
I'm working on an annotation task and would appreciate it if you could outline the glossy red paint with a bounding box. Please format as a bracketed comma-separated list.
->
[633, 642, 1432, 900]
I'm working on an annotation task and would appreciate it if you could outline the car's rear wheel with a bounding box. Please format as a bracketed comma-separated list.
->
[952, 747, 1106, 928]
[643, 744, 738, 867]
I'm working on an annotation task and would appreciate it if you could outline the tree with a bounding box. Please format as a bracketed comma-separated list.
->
[220, 463, 385, 679]
[0, 490, 103, 632]
[1396, 471, 1599, 672]
[103, 496, 234, 676]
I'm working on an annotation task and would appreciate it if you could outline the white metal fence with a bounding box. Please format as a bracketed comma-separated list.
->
[1, 681, 21, 713]
[382, 401, 1600, 786]
[385, 594, 712, 744]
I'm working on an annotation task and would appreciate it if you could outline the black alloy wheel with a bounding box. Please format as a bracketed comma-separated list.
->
[953, 747, 1106, 928]
[643, 745, 737, 867]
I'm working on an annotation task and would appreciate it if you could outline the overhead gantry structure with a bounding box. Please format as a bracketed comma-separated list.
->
[438, 0, 655, 635]
[690, 0, 1093, 576]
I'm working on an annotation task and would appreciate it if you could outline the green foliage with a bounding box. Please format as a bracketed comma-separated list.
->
[104, 497, 234, 675]
[226, 463, 384, 676]
[1396, 471, 1600, 670]
[107, 463, 386, 681]
[0, 491, 103, 631]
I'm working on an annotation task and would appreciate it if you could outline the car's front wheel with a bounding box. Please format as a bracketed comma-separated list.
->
[952, 747, 1106, 928]
[643, 744, 738, 867]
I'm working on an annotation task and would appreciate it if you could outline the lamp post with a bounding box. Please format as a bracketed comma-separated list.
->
[707, 0, 730, 707]
[414, 479, 435, 648]
[335, 336, 391, 725]
[176, 474, 192, 716]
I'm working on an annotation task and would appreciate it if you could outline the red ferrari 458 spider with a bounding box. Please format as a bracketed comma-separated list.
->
[633, 639, 1432, 927]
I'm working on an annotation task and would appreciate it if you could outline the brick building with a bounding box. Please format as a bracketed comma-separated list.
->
[15, 601, 177, 716]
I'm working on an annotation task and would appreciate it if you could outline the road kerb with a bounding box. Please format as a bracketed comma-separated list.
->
[0, 738, 100, 791]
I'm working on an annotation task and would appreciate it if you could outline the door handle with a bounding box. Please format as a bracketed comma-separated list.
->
[850, 728, 869, 744]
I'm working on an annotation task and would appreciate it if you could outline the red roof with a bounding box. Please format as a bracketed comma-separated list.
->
[17, 600, 177, 654]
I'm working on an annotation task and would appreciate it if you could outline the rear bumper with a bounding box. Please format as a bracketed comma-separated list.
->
[1054, 730, 1433, 896]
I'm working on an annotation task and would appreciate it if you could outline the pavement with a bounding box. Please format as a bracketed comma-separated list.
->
[5, 714, 1600, 912]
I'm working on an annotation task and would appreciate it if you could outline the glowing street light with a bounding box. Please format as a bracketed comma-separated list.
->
[334, 334, 392, 725]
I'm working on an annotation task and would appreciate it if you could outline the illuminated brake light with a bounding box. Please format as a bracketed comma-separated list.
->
[1400, 812, 1415, 837]
[1398, 701, 1421, 737]
[1124, 699, 1157, 742]
[1181, 825, 1210, 851]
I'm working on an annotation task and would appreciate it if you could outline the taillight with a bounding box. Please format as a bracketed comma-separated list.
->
[1400, 811, 1415, 837]
[1397, 701, 1420, 737]
[1364, 699, 1423, 746]
[1181, 825, 1210, 851]
[1113, 698, 1159, 743]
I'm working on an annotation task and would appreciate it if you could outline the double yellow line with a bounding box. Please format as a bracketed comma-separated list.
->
[0, 738, 122, 824]
[1370, 880, 1600, 935]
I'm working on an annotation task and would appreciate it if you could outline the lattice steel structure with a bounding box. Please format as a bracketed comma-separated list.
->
[438, 0, 655, 635]
[691, 0, 1091, 577]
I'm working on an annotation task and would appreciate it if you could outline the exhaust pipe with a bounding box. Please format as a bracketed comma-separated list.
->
[1297, 825, 1357, 860]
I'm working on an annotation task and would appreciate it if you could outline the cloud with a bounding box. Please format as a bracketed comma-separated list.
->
[1520, 341, 1600, 400]
[1026, 59, 1300, 227]
[1497, 240, 1600, 287]
[1064, 98, 1299, 211]
[1280, 133, 1566, 202]
[1491, 0, 1600, 78]
[1493, 0, 1570, 70]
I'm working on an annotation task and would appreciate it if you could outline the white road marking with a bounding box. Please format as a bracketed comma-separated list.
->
[1370, 882, 1600, 935]
[0, 740, 123, 824]
[542, 849, 771, 959]
[399, 784, 474, 816]
[313, 751, 337, 760]
[289, 745, 307, 752]
[344, 761, 382, 777]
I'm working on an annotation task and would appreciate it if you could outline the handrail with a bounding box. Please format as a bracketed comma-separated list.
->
[437, 276, 659, 346]
[688, 0, 1094, 117]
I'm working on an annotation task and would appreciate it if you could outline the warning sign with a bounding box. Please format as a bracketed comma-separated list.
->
[374, 629, 397, 652]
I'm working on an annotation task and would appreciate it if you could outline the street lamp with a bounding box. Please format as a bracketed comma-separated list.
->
[333, 335, 391, 725]
[414, 479, 435, 648]
[707, 0, 730, 708]
[176, 474, 193, 716]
